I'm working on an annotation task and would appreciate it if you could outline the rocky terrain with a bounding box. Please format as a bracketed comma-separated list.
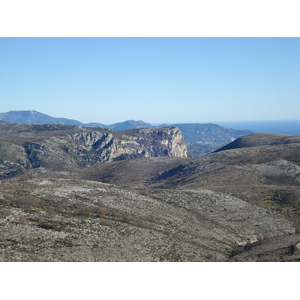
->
[0, 125, 299, 262]
[0, 123, 187, 179]
[0, 110, 254, 156]
[0, 176, 295, 262]
[172, 123, 253, 156]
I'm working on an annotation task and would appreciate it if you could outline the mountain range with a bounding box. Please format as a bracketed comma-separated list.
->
[0, 120, 299, 262]
[0, 110, 151, 129]
[0, 110, 254, 156]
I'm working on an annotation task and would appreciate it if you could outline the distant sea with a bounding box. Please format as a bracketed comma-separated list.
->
[216, 120, 300, 135]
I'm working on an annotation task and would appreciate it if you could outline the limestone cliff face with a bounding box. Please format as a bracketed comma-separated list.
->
[0, 124, 187, 176]
[66, 126, 187, 165]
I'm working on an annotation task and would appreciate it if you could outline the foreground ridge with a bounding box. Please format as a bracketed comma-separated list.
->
[0, 177, 295, 262]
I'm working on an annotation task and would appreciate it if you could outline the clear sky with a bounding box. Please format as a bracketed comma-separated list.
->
[0, 37, 299, 124]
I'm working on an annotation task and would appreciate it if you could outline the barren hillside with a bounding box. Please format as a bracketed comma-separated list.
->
[1, 129, 300, 261]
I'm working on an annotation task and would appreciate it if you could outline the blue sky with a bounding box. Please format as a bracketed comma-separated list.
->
[0, 37, 299, 124]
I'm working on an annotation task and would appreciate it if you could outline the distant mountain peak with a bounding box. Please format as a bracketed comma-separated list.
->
[0, 110, 83, 126]
[0, 110, 256, 157]
[0, 110, 153, 130]
[105, 120, 153, 131]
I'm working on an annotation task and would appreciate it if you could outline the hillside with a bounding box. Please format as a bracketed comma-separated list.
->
[153, 133, 300, 185]
[0, 123, 187, 179]
[0, 110, 83, 125]
[106, 120, 153, 131]
[0, 110, 254, 156]
[0, 123, 300, 261]
[215, 133, 300, 152]
[1, 125, 300, 261]
[151, 133, 300, 197]
[172, 123, 253, 156]
[0, 110, 150, 130]
[0, 176, 295, 262]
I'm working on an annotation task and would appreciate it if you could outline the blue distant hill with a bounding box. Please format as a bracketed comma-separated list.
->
[1, 110, 299, 156]
[0, 110, 152, 130]
[0, 110, 83, 126]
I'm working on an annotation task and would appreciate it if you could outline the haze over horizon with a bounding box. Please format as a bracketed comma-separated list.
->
[1, 38, 299, 124]
[1, 109, 300, 127]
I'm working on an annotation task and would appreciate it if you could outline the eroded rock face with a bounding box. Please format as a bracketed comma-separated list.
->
[0, 124, 188, 176]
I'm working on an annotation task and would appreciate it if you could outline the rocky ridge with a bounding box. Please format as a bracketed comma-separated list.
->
[0, 124, 187, 179]
[1, 128, 300, 261]
[0, 110, 256, 156]
[215, 133, 300, 152]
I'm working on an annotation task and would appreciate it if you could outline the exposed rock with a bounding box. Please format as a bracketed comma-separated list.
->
[0, 177, 295, 262]
[230, 234, 300, 261]
[1, 110, 260, 156]
[171, 123, 254, 156]
[1, 127, 300, 262]
[0, 124, 187, 178]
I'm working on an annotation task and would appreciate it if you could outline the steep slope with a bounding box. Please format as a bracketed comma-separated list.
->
[153, 133, 300, 186]
[171, 123, 254, 156]
[0, 124, 187, 179]
[23, 157, 190, 188]
[173, 123, 253, 144]
[147, 133, 300, 234]
[215, 133, 300, 152]
[1, 129, 300, 261]
[1, 110, 258, 156]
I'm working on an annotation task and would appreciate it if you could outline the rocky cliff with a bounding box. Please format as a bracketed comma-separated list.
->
[0, 124, 187, 178]
[172, 123, 254, 156]
[1, 126, 300, 262]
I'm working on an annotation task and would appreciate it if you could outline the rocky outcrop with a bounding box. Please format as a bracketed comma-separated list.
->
[172, 123, 254, 156]
[0, 124, 187, 177]
[1, 125, 299, 262]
